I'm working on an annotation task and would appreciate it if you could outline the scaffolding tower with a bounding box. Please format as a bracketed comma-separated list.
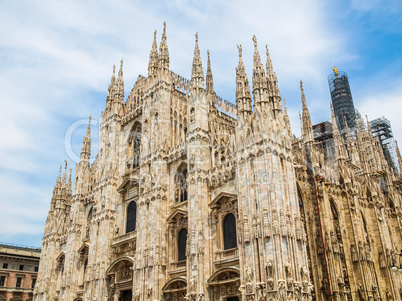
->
[369, 117, 400, 173]
[328, 69, 356, 135]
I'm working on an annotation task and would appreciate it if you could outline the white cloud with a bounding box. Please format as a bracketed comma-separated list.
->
[0, 0, 400, 245]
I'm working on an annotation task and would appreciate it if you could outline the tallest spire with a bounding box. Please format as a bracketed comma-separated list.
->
[191, 32, 204, 89]
[158, 21, 169, 73]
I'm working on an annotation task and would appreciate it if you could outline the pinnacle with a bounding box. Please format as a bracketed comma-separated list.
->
[236, 44, 251, 114]
[85, 115, 92, 137]
[118, 59, 123, 78]
[62, 160, 68, 184]
[56, 164, 62, 185]
[300, 80, 308, 110]
[283, 98, 288, 115]
[158, 21, 169, 72]
[148, 30, 159, 78]
[265, 44, 273, 76]
[330, 102, 340, 135]
[252, 35, 265, 92]
[206, 49, 214, 94]
[191, 32, 204, 87]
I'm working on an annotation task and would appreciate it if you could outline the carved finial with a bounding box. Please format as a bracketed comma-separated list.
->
[163, 21, 166, 31]
[252, 35, 257, 48]
[266, 44, 269, 55]
[237, 44, 242, 57]
[120, 59, 123, 68]
[154, 30, 157, 39]
[300, 80, 304, 90]
[64, 160, 67, 170]
[207, 49, 210, 58]
[113, 65, 115, 76]
[195, 32, 198, 43]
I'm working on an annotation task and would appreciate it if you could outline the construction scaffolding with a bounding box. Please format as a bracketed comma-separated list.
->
[328, 69, 356, 135]
[370, 117, 400, 173]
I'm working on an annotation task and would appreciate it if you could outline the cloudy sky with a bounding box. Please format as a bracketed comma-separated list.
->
[0, 0, 401, 247]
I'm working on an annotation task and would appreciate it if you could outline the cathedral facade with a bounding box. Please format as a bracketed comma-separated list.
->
[34, 24, 402, 301]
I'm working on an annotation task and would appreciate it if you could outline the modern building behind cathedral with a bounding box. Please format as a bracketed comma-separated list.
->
[33, 23, 402, 301]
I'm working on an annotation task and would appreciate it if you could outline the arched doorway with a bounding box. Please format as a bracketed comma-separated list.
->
[161, 277, 187, 301]
[106, 257, 135, 301]
[207, 268, 240, 301]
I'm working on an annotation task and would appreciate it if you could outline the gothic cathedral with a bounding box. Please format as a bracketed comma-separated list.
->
[34, 23, 402, 301]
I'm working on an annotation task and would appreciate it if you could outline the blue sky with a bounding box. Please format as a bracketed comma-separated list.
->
[0, 0, 401, 247]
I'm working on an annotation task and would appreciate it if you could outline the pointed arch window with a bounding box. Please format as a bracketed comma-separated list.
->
[126, 201, 137, 233]
[178, 228, 187, 261]
[133, 127, 142, 168]
[223, 213, 237, 250]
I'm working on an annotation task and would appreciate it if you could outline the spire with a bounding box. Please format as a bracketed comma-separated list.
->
[206, 50, 214, 94]
[300, 80, 313, 143]
[283, 97, 288, 116]
[80, 116, 92, 163]
[359, 113, 367, 134]
[265, 44, 281, 115]
[252, 35, 266, 93]
[148, 30, 159, 78]
[236, 44, 252, 120]
[67, 168, 72, 189]
[344, 115, 352, 140]
[331, 102, 345, 160]
[283, 98, 292, 137]
[106, 65, 116, 106]
[158, 21, 169, 73]
[331, 102, 340, 134]
[115, 59, 124, 103]
[366, 115, 373, 137]
[56, 164, 62, 185]
[191, 32, 204, 89]
[266, 44, 274, 76]
[62, 160, 67, 184]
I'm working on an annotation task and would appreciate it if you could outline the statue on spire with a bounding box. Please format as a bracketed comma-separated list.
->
[252, 35, 257, 48]
[237, 44, 242, 58]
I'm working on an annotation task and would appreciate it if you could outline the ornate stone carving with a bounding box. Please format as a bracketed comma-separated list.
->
[244, 215, 251, 242]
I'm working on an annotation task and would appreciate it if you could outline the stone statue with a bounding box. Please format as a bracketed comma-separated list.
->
[134, 289, 140, 301]
[245, 266, 252, 282]
[252, 35, 257, 48]
[190, 277, 196, 293]
[237, 44, 242, 57]
[278, 280, 286, 301]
